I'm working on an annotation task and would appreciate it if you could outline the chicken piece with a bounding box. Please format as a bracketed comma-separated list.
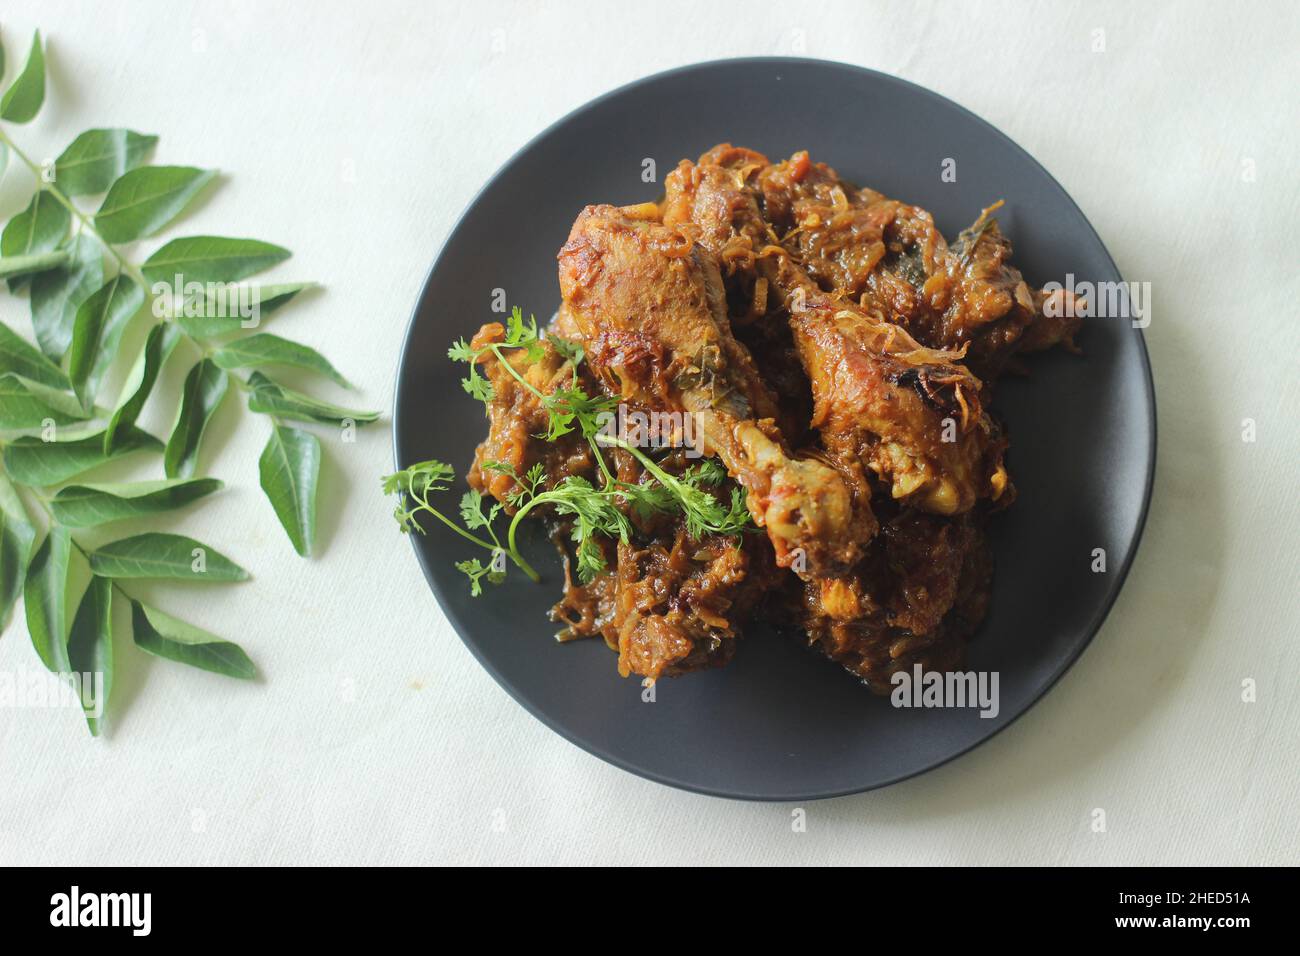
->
[468, 319, 768, 682]
[757, 148, 893, 289]
[665, 149, 1010, 515]
[770, 253, 1010, 514]
[729, 298, 814, 446]
[466, 321, 594, 507]
[557, 203, 869, 575]
[552, 518, 778, 683]
[793, 508, 993, 691]
[758, 150, 1082, 380]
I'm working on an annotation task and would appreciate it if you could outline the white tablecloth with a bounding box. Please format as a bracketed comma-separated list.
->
[1, 0, 1295, 866]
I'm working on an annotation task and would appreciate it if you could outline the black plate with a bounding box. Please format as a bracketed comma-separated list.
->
[393, 58, 1155, 801]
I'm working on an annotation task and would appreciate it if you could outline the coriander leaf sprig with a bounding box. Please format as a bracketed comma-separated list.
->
[385, 309, 756, 596]
[384, 459, 540, 583]
[449, 310, 752, 540]
[385, 456, 627, 586]
[454, 557, 505, 598]
[500, 470, 633, 583]
[594, 436, 752, 539]
[449, 307, 616, 453]
[387, 456, 636, 587]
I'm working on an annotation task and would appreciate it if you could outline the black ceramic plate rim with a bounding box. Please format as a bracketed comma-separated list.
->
[392, 56, 1157, 802]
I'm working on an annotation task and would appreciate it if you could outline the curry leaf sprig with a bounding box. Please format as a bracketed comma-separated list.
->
[385, 307, 753, 594]
[0, 28, 376, 735]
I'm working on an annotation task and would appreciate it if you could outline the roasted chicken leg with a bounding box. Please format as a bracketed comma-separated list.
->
[557, 203, 869, 574]
[664, 148, 1010, 515]
[757, 149, 1082, 380]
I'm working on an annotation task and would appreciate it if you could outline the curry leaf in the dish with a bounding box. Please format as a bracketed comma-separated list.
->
[951, 200, 1005, 265]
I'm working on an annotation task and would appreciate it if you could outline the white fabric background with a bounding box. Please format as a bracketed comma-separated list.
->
[0, 0, 1295, 866]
